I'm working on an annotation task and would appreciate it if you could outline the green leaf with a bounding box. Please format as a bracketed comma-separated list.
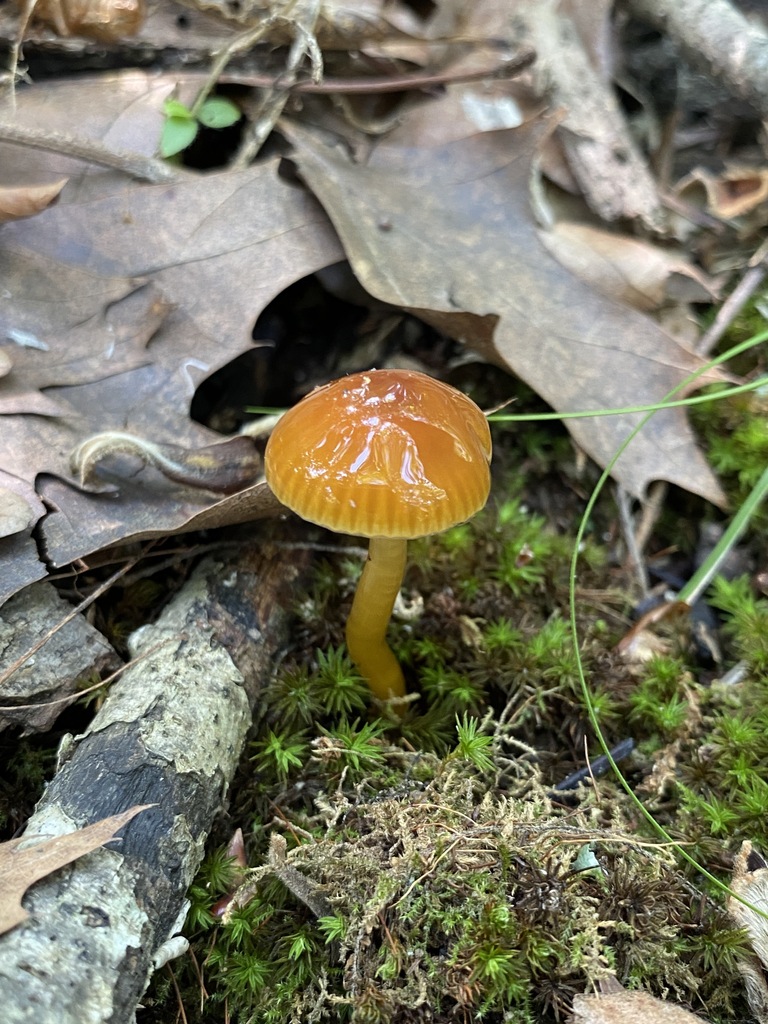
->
[162, 98, 194, 120]
[160, 117, 199, 158]
[199, 97, 241, 130]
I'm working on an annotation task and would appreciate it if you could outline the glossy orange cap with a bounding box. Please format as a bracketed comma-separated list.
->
[264, 369, 491, 539]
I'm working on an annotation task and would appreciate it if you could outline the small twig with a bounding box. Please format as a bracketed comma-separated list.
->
[0, 636, 176, 713]
[2, 0, 46, 109]
[105, 541, 243, 589]
[634, 480, 667, 556]
[189, 0, 304, 120]
[233, 0, 322, 168]
[186, 946, 209, 1009]
[267, 834, 333, 918]
[659, 188, 725, 231]
[521, 3, 660, 225]
[625, 0, 768, 119]
[696, 244, 768, 356]
[0, 121, 180, 184]
[225, 49, 536, 94]
[615, 485, 650, 596]
[166, 964, 189, 1024]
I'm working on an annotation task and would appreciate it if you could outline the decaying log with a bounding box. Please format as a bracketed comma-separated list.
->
[0, 538, 311, 1024]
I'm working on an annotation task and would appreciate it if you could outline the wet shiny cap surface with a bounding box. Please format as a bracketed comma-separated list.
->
[264, 369, 492, 538]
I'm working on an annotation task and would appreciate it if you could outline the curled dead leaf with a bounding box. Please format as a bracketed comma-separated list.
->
[39, 473, 281, 570]
[70, 431, 262, 495]
[615, 600, 689, 663]
[676, 166, 768, 221]
[0, 180, 67, 224]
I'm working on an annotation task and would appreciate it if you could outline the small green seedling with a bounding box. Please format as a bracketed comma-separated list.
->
[160, 96, 241, 158]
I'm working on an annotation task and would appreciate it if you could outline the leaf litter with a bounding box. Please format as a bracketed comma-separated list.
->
[0, 73, 343, 599]
[0, 52, 731, 602]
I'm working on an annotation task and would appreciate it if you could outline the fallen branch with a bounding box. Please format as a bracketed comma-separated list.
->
[521, 1, 661, 227]
[625, 0, 768, 118]
[0, 538, 311, 1024]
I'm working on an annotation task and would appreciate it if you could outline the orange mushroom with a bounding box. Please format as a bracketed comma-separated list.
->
[264, 369, 492, 701]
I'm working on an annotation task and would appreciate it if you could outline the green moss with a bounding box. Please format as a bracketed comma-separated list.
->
[691, 388, 768, 513]
[177, 745, 744, 1022]
[710, 575, 768, 673]
[654, 571, 768, 856]
[629, 656, 698, 740]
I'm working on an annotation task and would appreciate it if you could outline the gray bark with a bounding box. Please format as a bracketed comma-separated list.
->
[0, 581, 119, 734]
[625, 0, 768, 118]
[521, 0, 662, 227]
[0, 539, 310, 1024]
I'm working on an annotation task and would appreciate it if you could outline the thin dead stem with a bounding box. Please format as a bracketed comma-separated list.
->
[0, 121, 180, 183]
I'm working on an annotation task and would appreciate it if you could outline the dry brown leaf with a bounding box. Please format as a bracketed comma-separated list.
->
[287, 113, 726, 505]
[677, 166, 768, 222]
[0, 72, 342, 600]
[0, 255, 159, 417]
[0, 180, 67, 223]
[0, 2, 232, 54]
[539, 222, 720, 311]
[19, 0, 146, 42]
[0, 804, 151, 935]
[40, 474, 282, 569]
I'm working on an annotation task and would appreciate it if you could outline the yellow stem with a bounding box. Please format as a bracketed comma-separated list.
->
[346, 537, 408, 701]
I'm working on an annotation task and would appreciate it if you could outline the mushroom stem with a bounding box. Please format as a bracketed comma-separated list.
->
[346, 537, 408, 701]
